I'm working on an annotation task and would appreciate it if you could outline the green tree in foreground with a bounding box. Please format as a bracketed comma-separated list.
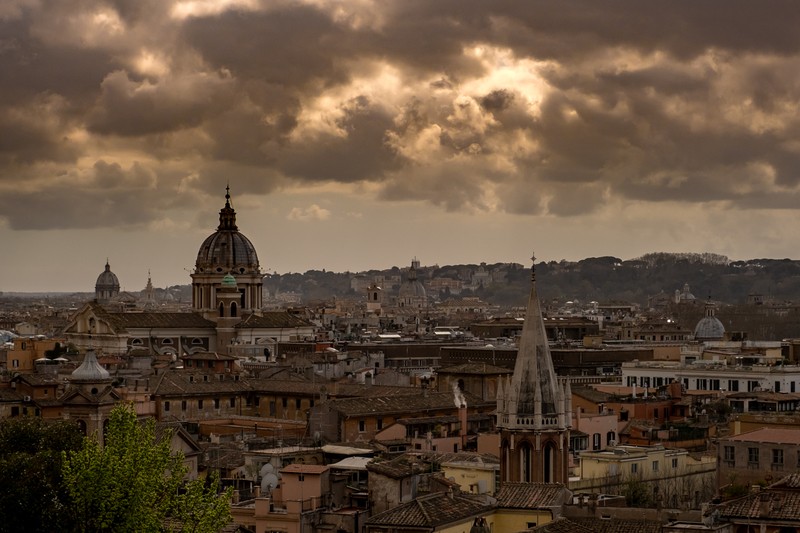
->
[0, 417, 84, 533]
[63, 403, 232, 533]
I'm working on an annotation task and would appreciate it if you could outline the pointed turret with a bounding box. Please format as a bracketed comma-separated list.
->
[498, 252, 563, 430]
[496, 374, 505, 414]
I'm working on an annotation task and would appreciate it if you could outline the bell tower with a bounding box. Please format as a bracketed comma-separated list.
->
[496, 253, 572, 484]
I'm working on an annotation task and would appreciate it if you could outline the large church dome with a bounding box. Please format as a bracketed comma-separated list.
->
[195, 187, 260, 275]
[95, 261, 120, 303]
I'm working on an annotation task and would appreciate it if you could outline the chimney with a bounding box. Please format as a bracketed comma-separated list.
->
[459, 402, 468, 449]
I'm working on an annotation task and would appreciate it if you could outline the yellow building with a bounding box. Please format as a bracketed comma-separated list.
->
[492, 483, 569, 531]
[5, 336, 64, 373]
[574, 444, 716, 509]
[440, 453, 500, 495]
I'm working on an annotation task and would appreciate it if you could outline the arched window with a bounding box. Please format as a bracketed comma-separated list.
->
[219, 302, 225, 317]
[519, 442, 532, 482]
[607, 431, 616, 445]
[231, 302, 237, 318]
[161, 338, 173, 345]
[543, 442, 556, 483]
[77, 419, 87, 436]
[593, 433, 601, 450]
[131, 338, 143, 346]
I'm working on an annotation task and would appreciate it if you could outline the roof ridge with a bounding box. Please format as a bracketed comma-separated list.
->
[416, 497, 432, 522]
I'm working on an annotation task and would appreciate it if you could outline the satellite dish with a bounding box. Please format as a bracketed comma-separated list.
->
[260, 463, 274, 477]
[261, 473, 279, 493]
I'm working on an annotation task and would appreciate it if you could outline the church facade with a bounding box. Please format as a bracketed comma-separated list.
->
[63, 188, 314, 357]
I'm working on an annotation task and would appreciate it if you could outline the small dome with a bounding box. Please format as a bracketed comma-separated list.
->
[695, 316, 725, 340]
[71, 349, 111, 381]
[695, 302, 725, 341]
[95, 261, 120, 291]
[221, 273, 237, 288]
[399, 280, 427, 299]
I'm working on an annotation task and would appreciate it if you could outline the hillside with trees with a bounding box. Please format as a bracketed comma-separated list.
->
[262, 252, 800, 309]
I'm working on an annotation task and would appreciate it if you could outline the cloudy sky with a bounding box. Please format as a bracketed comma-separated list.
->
[2, 0, 800, 292]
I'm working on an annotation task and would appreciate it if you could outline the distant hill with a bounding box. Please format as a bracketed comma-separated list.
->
[261, 252, 800, 308]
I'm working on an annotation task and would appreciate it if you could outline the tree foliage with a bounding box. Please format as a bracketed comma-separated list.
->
[63, 404, 231, 533]
[0, 417, 84, 533]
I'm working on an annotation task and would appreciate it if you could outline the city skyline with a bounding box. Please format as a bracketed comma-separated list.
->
[3, 1, 800, 291]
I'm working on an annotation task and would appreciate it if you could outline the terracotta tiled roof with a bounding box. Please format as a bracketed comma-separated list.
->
[320, 391, 490, 417]
[495, 483, 568, 509]
[153, 371, 251, 396]
[430, 451, 500, 466]
[108, 311, 216, 329]
[367, 454, 431, 478]
[725, 427, 800, 445]
[0, 389, 24, 402]
[772, 473, 800, 489]
[181, 352, 238, 361]
[718, 490, 800, 521]
[365, 491, 494, 528]
[437, 363, 512, 375]
[572, 386, 614, 404]
[533, 517, 594, 533]
[727, 391, 800, 402]
[571, 518, 662, 533]
[281, 464, 329, 475]
[236, 312, 313, 328]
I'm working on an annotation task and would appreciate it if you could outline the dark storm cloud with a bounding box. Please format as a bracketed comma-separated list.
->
[0, 160, 169, 230]
[3, 0, 800, 230]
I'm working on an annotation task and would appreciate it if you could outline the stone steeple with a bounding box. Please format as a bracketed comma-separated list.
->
[497, 253, 571, 484]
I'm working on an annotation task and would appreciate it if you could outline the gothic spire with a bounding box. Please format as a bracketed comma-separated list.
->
[498, 251, 563, 430]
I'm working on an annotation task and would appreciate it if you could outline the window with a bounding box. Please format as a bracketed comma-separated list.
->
[191, 337, 203, 345]
[748, 447, 759, 464]
[672, 458, 679, 469]
[296, 398, 301, 409]
[724, 446, 735, 465]
[593, 433, 601, 450]
[748, 380, 759, 392]
[377, 418, 383, 430]
[773, 449, 784, 466]
[162, 338, 173, 345]
[282, 398, 288, 408]
[164, 401, 170, 412]
[606, 431, 616, 445]
[181, 400, 187, 411]
[358, 420, 366, 432]
[652, 460, 659, 472]
[198, 400, 204, 409]
[214, 398, 220, 409]
[728, 380, 739, 392]
[229, 397, 236, 408]
[631, 463, 638, 474]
